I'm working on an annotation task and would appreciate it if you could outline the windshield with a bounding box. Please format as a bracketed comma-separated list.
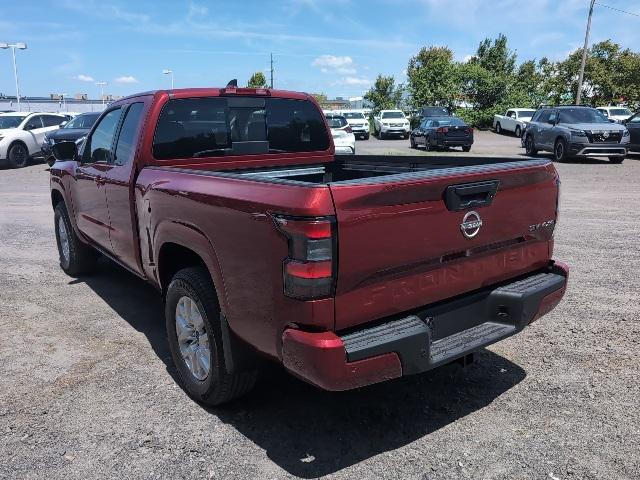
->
[343, 112, 365, 119]
[428, 117, 466, 127]
[65, 113, 100, 129]
[381, 111, 405, 119]
[610, 108, 631, 116]
[518, 110, 536, 119]
[559, 108, 610, 124]
[0, 116, 26, 129]
[326, 116, 348, 128]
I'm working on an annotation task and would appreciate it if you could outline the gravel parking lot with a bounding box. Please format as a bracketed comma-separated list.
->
[1, 134, 639, 479]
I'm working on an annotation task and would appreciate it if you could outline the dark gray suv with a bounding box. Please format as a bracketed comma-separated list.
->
[522, 106, 630, 163]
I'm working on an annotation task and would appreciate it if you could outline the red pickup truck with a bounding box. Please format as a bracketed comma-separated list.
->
[49, 87, 568, 405]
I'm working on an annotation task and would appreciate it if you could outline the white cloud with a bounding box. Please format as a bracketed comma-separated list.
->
[333, 76, 370, 87]
[114, 75, 139, 84]
[312, 55, 357, 75]
[76, 74, 95, 82]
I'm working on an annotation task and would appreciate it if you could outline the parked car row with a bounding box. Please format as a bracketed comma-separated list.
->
[0, 111, 99, 168]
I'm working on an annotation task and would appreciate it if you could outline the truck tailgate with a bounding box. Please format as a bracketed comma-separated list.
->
[329, 159, 559, 331]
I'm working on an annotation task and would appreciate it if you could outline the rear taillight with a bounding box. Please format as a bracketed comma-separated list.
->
[343, 125, 353, 133]
[466, 127, 473, 135]
[436, 127, 449, 133]
[274, 215, 336, 300]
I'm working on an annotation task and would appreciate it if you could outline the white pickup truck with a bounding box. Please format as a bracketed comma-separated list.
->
[493, 108, 536, 138]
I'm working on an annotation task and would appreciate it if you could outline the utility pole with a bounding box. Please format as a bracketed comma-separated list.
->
[270, 53, 274, 89]
[576, 0, 596, 105]
[95, 81, 107, 105]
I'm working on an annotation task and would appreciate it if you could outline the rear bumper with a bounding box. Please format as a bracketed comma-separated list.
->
[437, 138, 473, 147]
[282, 261, 568, 391]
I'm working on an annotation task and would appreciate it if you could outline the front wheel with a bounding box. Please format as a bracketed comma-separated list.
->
[7, 143, 29, 168]
[515, 125, 522, 138]
[462, 146, 471, 152]
[379, 130, 385, 140]
[554, 138, 569, 162]
[525, 135, 538, 155]
[609, 156, 624, 164]
[165, 267, 258, 406]
[410, 136, 416, 149]
[364, 133, 370, 140]
[54, 202, 97, 276]
[424, 136, 432, 151]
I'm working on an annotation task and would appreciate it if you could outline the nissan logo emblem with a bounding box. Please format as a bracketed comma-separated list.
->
[460, 211, 482, 239]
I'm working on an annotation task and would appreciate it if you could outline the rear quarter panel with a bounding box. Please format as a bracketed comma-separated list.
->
[135, 168, 337, 359]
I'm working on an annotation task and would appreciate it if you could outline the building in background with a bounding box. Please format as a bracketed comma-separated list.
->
[0, 93, 118, 113]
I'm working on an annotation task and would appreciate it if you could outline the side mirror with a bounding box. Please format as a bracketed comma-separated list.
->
[51, 141, 78, 162]
[59, 121, 68, 128]
[24, 123, 37, 131]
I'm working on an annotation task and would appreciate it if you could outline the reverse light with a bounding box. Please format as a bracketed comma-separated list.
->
[274, 215, 336, 300]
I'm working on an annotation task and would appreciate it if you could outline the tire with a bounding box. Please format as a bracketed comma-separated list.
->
[379, 130, 385, 140]
[525, 134, 538, 156]
[462, 146, 471, 152]
[609, 156, 624, 164]
[515, 125, 522, 138]
[410, 136, 416, 149]
[495, 122, 502, 134]
[165, 267, 258, 406]
[554, 138, 568, 162]
[54, 202, 97, 276]
[7, 142, 29, 169]
[424, 136, 432, 151]
[403, 133, 409, 139]
[364, 133, 370, 140]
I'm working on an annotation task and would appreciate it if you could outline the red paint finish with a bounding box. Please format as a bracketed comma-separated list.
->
[281, 329, 402, 391]
[50, 86, 569, 390]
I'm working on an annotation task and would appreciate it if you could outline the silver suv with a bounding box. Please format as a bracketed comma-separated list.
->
[522, 106, 630, 163]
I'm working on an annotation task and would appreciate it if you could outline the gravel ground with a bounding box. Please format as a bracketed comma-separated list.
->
[1, 133, 639, 479]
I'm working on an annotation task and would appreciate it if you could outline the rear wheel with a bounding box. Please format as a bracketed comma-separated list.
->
[54, 202, 97, 276]
[515, 125, 522, 138]
[410, 136, 416, 149]
[525, 134, 538, 156]
[609, 156, 624, 164]
[554, 138, 568, 162]
[7, 142, 29, 168]
[495, 122, 502, 134]
[165, 267, 258, 406]
[424, 136, 432, 151]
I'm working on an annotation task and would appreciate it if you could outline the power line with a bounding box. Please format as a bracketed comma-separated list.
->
[595, 2, 640, 18]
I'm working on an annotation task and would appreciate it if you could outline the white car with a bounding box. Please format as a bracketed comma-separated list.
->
[597, 106, 633, 124]
[326, 114, 355, 155]
[373, 110, 410, 139]
[341, 110, 370, 140]
[493, 108, 537, 137]
[0, 112, 67, 168]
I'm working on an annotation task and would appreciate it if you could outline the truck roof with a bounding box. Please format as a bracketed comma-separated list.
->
[111, 88, 311, 104]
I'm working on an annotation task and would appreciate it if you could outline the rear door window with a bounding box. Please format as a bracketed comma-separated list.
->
[153, 96, 329, 160]
[113, 103, 145, 166]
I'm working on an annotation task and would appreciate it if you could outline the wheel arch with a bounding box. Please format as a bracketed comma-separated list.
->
[154, 225, 229, 318]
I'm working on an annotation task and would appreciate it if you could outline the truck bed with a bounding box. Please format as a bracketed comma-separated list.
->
[156, 155, 545, 186]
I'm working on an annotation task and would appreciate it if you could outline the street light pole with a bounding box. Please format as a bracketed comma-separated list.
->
[0, 42, 27, 111]
[95, 81, 107, 106]
[162, 69, 174, 89]
[576, 0, 596, 105]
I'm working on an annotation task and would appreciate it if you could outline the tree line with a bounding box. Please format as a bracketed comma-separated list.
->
[364, 34, 640, 127]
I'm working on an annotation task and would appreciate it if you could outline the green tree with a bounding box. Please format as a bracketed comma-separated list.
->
[406, 46, 460, 110]
[247, 71, 267, 88]
[364, 75, 403, 116]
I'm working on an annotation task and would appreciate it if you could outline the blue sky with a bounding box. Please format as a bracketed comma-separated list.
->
[1, 0, 639, 100]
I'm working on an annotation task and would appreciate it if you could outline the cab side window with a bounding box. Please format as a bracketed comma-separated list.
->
[43, 115, 64, 127]
[548, 111, 558, 124]
[83, 108, 122, 164]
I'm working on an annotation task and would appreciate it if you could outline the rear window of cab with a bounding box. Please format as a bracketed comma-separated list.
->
[152, 97, 329, 160]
